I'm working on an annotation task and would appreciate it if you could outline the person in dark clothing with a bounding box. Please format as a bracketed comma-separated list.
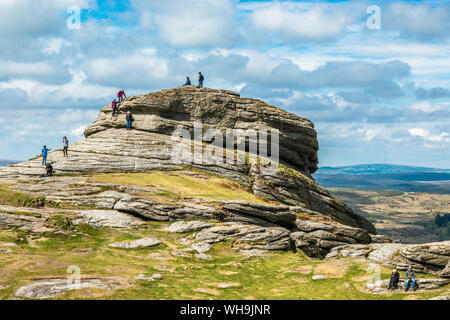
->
[405, 266, 416, 291]
[126, 111, 133, 130]
[45, 163, 53, 176]
[388, 269, 400, 290]
[42, 145, 49, 165]
[183, 77, 191, 86]
[62, 136, 69, 157]
[198, 72, 204, 87]
[112, 99, 118, 116]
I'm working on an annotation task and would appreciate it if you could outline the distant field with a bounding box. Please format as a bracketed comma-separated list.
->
[330, 189, 450, 243]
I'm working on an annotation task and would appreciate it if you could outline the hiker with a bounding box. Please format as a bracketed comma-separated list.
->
[405, 266, 416, 291]
[126, 111, 134, 130]
[118, 90, 127, 102]
[62, 136, 69, 158]
[112, 99, 118, 116]
[45, 163, 53, 176]
[183, 76, 191, 86]
[198, 72, 204, 87]
[388, 269, 400, 290]
[42, 145, 49, 165]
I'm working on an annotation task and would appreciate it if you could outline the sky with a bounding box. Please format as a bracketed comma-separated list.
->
[0, 0, 449, 168]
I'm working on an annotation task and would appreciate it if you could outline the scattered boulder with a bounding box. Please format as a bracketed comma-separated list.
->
[429, 296, 450, 300]
[312, 275, 328, 280]
[325, 241, 450, 277]
[196, 253, 212, 260]
[291, 219, 371, 258]
[134, 273, 162, 282]
[165, 220, 213, 233]
[15, 279, 110, 299]
[191, 242, 212, 253]
[75, 210, 143, 228]
[108, 237, 161, 249]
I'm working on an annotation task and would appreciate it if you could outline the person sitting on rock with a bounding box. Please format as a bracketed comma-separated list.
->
[45, 163, 53, 176]
[112, 99, 118, 116]
[126, 111, 134, 130]
[118, 90, 127, 103]
[198, 72, 204, 87]
[388, 269, 400, 290]
[405, 266, 416, 291]
[42, 145, 49, 165]
[183, 77, 191, 86]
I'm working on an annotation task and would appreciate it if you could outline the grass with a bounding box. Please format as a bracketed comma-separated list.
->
[93, 170, 269, 204]
[1, 217, 448, 300]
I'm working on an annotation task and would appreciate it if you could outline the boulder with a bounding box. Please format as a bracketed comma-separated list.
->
[165, 220, 213, 233]
[74, 210, 144, 228]
[108, 237, 161, 249]
[15, 279, 110, 299]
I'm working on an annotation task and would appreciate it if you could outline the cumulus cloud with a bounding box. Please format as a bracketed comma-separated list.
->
[132, 0, 239, 47]
[415, 86, 450, 99]
[383, 2, 450, 40]
[249, 2, 364, 42]
[409, 128, 449, 143]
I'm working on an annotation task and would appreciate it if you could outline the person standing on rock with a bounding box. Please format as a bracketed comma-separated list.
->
[183, 77, 191, 86]
[118, 90, 127, 103]
[404, 266, 416, 291]
[62, 136, 69, 158]
[42, 145, 49, 165]
[112, 99, 118, 116]
[388, 269, 400, 290]
[126, 111, 134, 130]
[198, 72, 204, 87]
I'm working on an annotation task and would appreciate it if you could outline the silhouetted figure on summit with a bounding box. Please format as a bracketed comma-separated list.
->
[198, 72, 204, 87]
[183, 77, 191, 86]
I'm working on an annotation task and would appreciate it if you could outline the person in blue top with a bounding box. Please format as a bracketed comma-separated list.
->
[42, 145, 49, 165]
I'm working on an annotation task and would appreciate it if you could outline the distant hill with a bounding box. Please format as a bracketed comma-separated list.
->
[0, 160, 19, 167]
[316, 164, 450, 175]
[314, 164, 450, 194]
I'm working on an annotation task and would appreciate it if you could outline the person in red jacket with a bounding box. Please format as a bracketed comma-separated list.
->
[118, 90, 127, 102]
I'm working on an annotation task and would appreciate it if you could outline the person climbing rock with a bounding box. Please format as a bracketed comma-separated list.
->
[126, 111, 134, 130]
[183, 76, 191, 86]
[388, 269, 400, 290]
[45, 163, 53, 176]
[198, 72, 204, 87]
[405, 266, 416, 291]
[42, 145, 49, 165]
[62, 136, 69, 158]
[112, 99, 118, 116]
[118, 90, 127, 103]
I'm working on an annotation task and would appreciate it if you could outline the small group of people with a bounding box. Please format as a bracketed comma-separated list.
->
[111, 89, 127, 117]
[183, 72, 204, 87]
[388, 266, 417, 291]
[40, 136, 69, 176]
[110, 89, 134, 129]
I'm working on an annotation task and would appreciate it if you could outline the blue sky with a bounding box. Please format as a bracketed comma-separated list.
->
[0, 0, 449, 168]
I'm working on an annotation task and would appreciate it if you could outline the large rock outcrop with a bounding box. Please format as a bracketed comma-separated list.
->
[325, 241, 450, 278]
[1, 87, 374, 235]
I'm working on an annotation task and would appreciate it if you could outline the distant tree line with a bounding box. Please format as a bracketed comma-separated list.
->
[434, 213, 449, 228]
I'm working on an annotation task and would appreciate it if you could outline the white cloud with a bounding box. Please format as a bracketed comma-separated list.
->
[409, 128, 449, 143]
[250, 2, 361, 42]
[72, 125, 87, 137]
[410, 101, 445, 114]
[133, 0, 238, 47]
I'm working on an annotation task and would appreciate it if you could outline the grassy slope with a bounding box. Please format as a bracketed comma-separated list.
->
[0, 172, 448, 300]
